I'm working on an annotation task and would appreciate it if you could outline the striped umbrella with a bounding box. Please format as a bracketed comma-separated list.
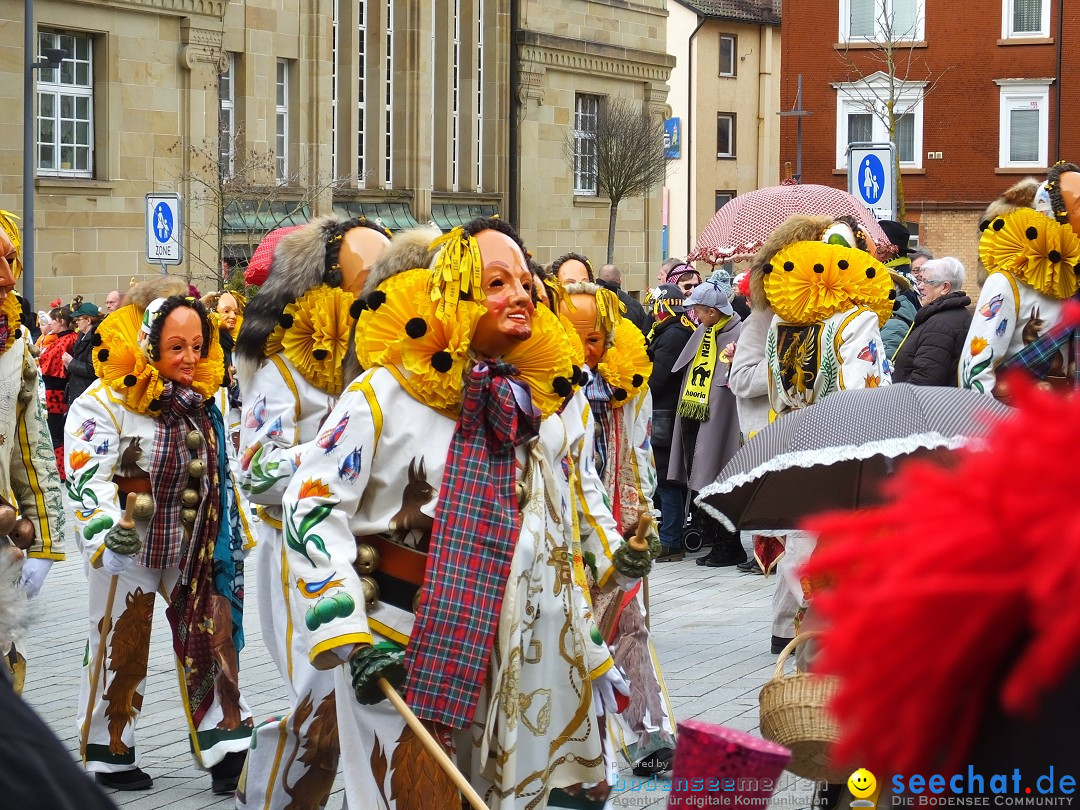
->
[688, 182, 889, 265]
[696, 384, 1013, 531]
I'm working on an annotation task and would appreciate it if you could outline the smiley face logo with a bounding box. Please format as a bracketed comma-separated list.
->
[848, 768, 877, 800]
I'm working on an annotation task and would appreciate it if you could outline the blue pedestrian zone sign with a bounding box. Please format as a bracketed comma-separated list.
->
[847, 144, 895, 221]
[145, 193, 182, 265]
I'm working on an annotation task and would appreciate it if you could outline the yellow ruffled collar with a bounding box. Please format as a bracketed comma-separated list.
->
[93, 302, 224, 416]
[264, 284, 356, 396]
[356, 269, 575, 418]
[596, 317, 653, 407]
[0, 293, 23, 356]
[979, 207, 1080, 300]
[764, 241, 894, 327]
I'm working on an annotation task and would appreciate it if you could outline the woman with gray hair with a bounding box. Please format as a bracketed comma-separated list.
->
[892, 256, 973, 386]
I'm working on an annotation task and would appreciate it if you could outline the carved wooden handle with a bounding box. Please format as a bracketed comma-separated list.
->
[627, 513, 652, 553]
[118, 492, 138, 531]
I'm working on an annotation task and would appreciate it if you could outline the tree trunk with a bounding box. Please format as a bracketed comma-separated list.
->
[606, 201, 619, 264]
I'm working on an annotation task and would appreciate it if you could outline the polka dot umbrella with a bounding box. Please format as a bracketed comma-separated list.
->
[688, 182, 890, 265]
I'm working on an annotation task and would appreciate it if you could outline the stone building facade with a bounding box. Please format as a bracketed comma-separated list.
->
[514, 0, 674, 294]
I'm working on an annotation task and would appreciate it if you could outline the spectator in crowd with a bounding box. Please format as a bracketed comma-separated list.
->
[104, 288, 124, 314]
[656, 257, 683, 286]
[39, 303, 78, 475]
[891, 257, 972, 386]
[597, 263, 650, 334]
[665, 263, 702, 296]
[16, 295, 39, 345]
[909, 245, 933, 279]
[881, 272, 920, 360]
[63, 300, 101, 407]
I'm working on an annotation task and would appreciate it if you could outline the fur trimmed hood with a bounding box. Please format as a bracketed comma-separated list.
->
[361, 225, 442, 297]
[123, 276, 189, 310]
[976, 178, 1041, 284]
[748, 215, 832, 311]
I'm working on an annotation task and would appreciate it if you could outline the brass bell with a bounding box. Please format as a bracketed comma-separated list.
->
[185, 431, 205, 451]
[181, 488, 200, 507]
[354, 543, 379, 575]
[132, 493, 155, 520]
[187, 459, 207, 479]
[515, 480, 528, 509]
[359, 576, 379, 610]
[180, 507, 197, 525]
[412, 589, 423, 612]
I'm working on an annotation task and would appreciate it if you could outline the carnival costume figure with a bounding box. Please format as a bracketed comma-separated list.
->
[233, 216, 393, 810]
[281, 218, 638, 809]
[557, 281, 677, 776]
[0, 212, 66, 682]
[68, 278, 251, 793]
[961, 162, 1080, 395]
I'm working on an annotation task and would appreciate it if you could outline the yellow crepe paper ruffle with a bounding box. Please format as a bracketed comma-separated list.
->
[979, 207, 1080, 300]
[93, 301, 224, 415]
[558, 312, 586, 369]
[264, 284, 356, 396]
[503, 304, 578, 420]
[0, 293, 22, 355]
[597, 318, 653, 407]
[764, 241, 894, 328]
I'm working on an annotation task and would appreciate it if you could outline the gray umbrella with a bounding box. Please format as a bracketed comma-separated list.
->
[696, 383, 1013, 531]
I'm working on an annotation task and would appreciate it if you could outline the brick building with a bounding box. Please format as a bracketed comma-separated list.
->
[780, 0, 1080, 278]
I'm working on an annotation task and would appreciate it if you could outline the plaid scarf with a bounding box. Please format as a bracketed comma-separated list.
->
[998, 303, 1080, 385]
[584, 369, 615, 479]
[585, 370, 637, 534]
[405, 361, 540, 729]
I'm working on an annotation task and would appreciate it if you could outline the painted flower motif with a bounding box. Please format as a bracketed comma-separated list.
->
[69, 449, 92, 470]
[297, 478, 331, 499]
[970, 336, 989, 356]
[864, 374, 881, 388]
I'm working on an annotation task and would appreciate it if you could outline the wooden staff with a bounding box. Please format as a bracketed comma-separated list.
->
[599, 513, 655, 641]
[377, 679, 490, 810]
[80, 494, 140, 760]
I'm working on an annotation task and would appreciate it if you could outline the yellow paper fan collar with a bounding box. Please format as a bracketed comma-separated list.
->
[264, 284, 356, 396]
[979, 208, 1080, 300]
[764, 241, 894, 327]
[503, 305, 578, 419]
[597, 318, 653, 407]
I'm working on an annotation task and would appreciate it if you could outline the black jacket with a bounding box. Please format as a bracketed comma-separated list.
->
[597, 279, 651, 335]
[647, 315, 694, 477]
[891, 291, 972, 386]
[65, 328, 98, 405]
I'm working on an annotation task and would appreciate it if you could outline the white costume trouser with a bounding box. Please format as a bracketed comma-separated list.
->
[237, 522, 339, 810]
[770, 530, 817, 639]
[79, 562, 252, 774]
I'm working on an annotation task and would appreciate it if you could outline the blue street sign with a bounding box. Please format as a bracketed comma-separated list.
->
[858, 154, 885, 205]
[145, 193, 182, 265]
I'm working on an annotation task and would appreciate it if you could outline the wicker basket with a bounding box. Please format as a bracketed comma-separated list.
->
[758, 633, 846, 782]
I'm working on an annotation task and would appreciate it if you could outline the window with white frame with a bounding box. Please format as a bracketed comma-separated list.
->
[840, 0, 924, 42]
[834, 74, 925, 169]
[476, 0, 484, 191]
[384, 0, 394, 189]
[36, 31, 94, 178]
[218, 53, 235, 180]
[357, 0, 367, 182]
[997, 80, 1051, 168]
[717, 113, 736, 158]
[719, 34, 737, 77]
[1002, 0, 1049, 39]
[452, 0, 461, 190]
[573, 94, 600, 195]
[276, 59, 289, 183]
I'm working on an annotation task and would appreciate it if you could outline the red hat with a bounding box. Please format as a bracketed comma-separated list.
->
[245, 225, 305, 287]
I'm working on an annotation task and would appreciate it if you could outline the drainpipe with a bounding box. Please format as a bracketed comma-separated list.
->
[508, 0, 520, 228]
[686, 15, 705, 253]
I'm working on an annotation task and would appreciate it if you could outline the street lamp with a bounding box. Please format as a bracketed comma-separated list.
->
[22, 0, 67, 308]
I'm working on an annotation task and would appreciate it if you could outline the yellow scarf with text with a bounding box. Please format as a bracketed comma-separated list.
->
[677, 318, 730, 421]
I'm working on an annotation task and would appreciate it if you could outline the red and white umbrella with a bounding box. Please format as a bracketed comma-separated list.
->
[688, 182, 889, 265]
[244, 224, 305, 287]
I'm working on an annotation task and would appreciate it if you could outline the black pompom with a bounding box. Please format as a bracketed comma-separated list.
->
[1026, 226, 1039, 240]
[97, 349, 109, 362]
[1049, 250, 1062, 263]
[279, 313, 294, 329]
[979, 220, 990, 231]
[783, 261, 795, 272]
[431, 350, 453, 373]
[893, 300, 901, 312]
[993, 218, 1005, 231]
[312, 349, 329, 361]
[552, 376, 573, 397]
[631, 374, 644, 387]
[12, 328, 20, 340]
[350, 298, 367, 318]
[813, 263, 825, 274]
[91, 332, 103, 346]
[838, 260, 849, 270]
[866, 268, 876, 279]
[405, 318, 427, 339]
[571, 364, 585, 385]
[368, 290, 387, 310]
[149, 398, 161, 411]
[123, 374, 137, 387]
[888, 289, 897, 300]
[613, 387, 627, 401]
[763, 263, 773, 274]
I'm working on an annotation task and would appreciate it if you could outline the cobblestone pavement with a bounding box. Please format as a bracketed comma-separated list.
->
[23, 537, 819, 809]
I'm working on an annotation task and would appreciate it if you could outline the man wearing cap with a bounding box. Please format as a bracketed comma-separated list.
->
[646, 283, 695, 560]
[667, 279, 745, 567]
[64, 300, 101, 406]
